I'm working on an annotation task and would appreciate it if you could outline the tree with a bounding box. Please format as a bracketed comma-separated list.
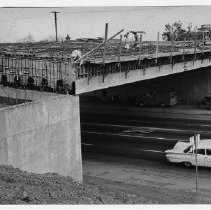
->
[162, 21, 196, 41]
[162, 21, 185, 41]
[18, 34, 35, 43]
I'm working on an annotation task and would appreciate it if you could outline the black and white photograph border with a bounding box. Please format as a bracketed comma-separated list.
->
[0, 0, 211, 209]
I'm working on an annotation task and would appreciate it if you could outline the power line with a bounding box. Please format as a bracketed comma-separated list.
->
[51, 11, 60, 42]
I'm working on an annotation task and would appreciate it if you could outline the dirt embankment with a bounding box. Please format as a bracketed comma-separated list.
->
[0, 165, 154, 204]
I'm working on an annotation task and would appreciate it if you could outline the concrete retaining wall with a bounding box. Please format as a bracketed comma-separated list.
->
[0, 95, 82, 182]
[0, 85, 61, 101]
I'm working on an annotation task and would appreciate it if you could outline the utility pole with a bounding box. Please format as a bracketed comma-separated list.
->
[155, 31, 160, 64]
[194, 133, 200, 200]
[170, 33, 174, 64]
[51, 11, 60, 42]
[190, 134, 200, 201]
[103, 23, 108, 64]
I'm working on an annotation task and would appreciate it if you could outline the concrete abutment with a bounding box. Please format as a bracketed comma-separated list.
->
[0, 92, 82, 182]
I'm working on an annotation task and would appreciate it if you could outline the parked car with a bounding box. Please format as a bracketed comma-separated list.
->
[198, 96, 211, 109]
[165, 140, 211, 167]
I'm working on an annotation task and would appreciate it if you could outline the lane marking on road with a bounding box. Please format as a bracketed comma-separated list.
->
[82, 122, 211, 134]
[82, 143, 93, 146]
[187, 123, 211, 127]
[123, 129, 152, 134]
[82, 144, 166, 154]
[81, 131, 180, 141]
[137, 149, 165, 153]
[82, 143, 165, 154]
[126, 119, 211, 128]
[82, 122, 188, 133]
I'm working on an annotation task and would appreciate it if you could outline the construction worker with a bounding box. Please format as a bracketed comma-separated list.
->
[65, 34, 71, 42]
[124, 32, 130, 49]
[134, 32, 139, 48]
[133, 32, 139, 42]
[205, 35, 210, 45]
[70, 50, 81, 62]
[131, 31, 144, 48]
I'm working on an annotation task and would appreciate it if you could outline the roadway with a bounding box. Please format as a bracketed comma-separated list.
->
[80, 104, 211, 203]
[80, 105, 211, 160]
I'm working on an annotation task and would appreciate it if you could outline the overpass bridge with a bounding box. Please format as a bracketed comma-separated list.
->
[75, 49, 211, 94]
[1, 48, 211, 96]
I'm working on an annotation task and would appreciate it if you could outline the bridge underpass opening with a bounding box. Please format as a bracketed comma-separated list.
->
[79, 63, 211, 164]
[79, 65, 211, 106]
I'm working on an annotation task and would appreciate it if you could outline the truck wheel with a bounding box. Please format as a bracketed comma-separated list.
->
[183, 162, 192, 167]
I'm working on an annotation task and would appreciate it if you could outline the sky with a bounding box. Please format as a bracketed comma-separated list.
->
[1, 6, 211, 42]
